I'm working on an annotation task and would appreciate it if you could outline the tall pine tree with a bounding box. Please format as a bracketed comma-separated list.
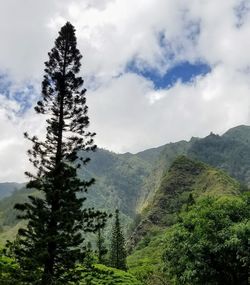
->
[8, 22, 107, 284]
[109, 209, 127, 270]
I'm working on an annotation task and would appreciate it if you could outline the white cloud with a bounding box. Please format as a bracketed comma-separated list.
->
[88, 66, 250, 153]
[0, 93, 46, 182]
[0, 0, 250, 181]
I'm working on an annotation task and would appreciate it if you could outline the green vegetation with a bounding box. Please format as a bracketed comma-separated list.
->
[2, 126, 250, 283]
[0, 247, 20, 284]
[80, 264, 142, 285]
[96, 228, 108, 265]
[0, 148, 152, 244]
[109, 210, 127, 270]
[3, 125, 250, 244]
[127, 230, 167, 284]
[0, 183, 23, 200]
[137, 141, 190, 212]
[163, 194, 250, 285]
[0, 256, 142, 285]
[129, 156, 241, 249]
[127, 156, 247, 285]
[188, 127, 250, 186]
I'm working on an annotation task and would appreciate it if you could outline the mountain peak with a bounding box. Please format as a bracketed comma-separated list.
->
[223, 125, 250, 143]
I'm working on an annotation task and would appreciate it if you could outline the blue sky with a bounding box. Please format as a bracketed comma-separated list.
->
[126, 61, 211, 89]
[0, 74, 36, 115]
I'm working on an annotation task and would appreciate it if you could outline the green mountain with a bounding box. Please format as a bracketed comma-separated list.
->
[136, 140, 190, 211]
[0, 148, 153, 243]
[78, 148, 153, 217]
[127, 156, 243, 284]
[129, 155, 241, 249]
[223, 124, 250, 143]
[1, 125, 250, 243]
[188, 126, 250, 185]
[0, 182, 24, 199]
[1, 125, 250, 284]
[138, 125, 250, 210]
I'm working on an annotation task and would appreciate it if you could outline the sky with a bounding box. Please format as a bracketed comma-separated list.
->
[1, 0, 250, 182]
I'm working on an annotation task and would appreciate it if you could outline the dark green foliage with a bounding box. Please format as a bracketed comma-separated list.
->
[1, 247, 143, 285]
[163, 194, 250, 285]
[127, 230, 169, 285]
[80, 264, 142, 285]
[185, 193, 195, 211]
[110, 210, 127, 270]
[83, 242, 95, 269]
[6, 22, 107, 284]
[96, 228, 108, 265]
[0, 246, 21, 285]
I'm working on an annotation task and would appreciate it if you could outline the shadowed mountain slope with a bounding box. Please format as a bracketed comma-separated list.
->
[129, 156, 241, 249]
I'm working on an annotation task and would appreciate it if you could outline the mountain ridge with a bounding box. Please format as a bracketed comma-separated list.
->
[128, 155, 241, 250]
[1, 125, 250, 244]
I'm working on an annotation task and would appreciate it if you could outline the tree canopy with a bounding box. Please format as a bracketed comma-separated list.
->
[163, 194, 250, 285]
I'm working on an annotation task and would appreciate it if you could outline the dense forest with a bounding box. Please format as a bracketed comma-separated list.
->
[0, 22, 249, 285]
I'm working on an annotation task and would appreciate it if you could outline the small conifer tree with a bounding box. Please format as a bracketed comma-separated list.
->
[109, 209, 127, 270]
[8, 22, 107, 284]
[96, 227, 108, 264]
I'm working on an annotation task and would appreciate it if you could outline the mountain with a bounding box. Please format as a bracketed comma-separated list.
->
[1, 125, 250, 243]
[127, 156, 243, 283]
[1, 125, 249, 284]
[128, 156, 241, 249]
[223, 124, 250, 143]
[136, 140, 190, 211]
[188, 126, 250, 185]
[0, 148, 154, 243]
[138, 125, 250, 210]
[0, 182, 24, 199]
[78, 148, 153, 217]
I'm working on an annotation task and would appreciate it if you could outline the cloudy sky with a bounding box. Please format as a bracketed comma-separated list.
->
[0, 0, 250, 182]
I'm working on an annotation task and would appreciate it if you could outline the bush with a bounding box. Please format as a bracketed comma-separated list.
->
[163, 194, 250, 285]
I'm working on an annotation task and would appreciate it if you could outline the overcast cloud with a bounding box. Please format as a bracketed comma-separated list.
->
[0, 0, 250, 181]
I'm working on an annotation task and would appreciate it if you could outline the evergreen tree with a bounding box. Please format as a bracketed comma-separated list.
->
[96, 227, 107, 264]
[84, 242, 95, 269]
[8, 22, 107, 284]
[109, 209, 127, 270]
[186, 193, 195, 211]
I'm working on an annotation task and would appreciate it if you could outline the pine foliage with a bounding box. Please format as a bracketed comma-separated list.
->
[109, 210, 127, 270]
[96, 228, 108, 264]
[7, 22, 107, 284]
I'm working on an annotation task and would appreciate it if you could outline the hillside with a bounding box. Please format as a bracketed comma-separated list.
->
[138, 125, 250, 210]
[0, 148, 153, 243]
[78, 148, 153, 217]
[0, 182, 24, 199]
[137, 140, 190, 211]
[129, 156, 241, 249]
[0, 126, 249, 283]
[127, 156, 243, 283]
[2, 125, 250, 243]
[188, 126, 250, 185]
